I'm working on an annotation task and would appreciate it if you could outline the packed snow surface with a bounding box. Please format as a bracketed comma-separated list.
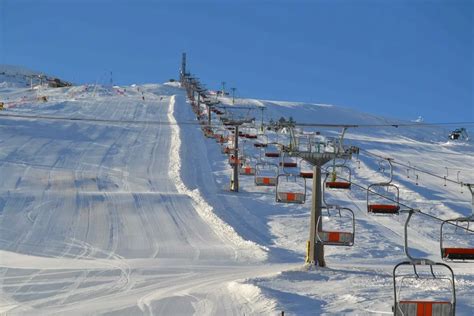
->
[0, 67, 473, 315]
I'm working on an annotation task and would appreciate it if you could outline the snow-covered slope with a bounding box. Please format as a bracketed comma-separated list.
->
[0, 74, 472, 315]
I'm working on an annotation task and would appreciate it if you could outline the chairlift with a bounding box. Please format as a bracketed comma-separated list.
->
[240, 161, 256, 176]
[325, 161, 351, 190]
[255, 162, 279, 186]
[202, 126, 214, 138]
[264, 143, 280, 158]
[316, 206, 355, 246]
[214, 133, 227, 144]
[279, 159, 298, 168]
[440, 184, 474, 261]
[393, 210, 456, 316]
[254, 134, 269, 148]
[367, 159, 400, 214]
[228, 151, 242, 167]
[300, 171, 314, 179]
[243, 126, 258, 139]
[448, 128, 468, 141]
[221, 143, 233, 155]
[275, 174, 306, 204]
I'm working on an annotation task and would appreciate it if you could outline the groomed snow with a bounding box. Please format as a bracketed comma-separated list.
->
[0, 67, 473, 315]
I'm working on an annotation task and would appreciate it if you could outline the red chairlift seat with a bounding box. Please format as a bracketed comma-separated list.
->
[279, 162, 297, 168]
[265, 152, 280, 158]
[442, 247, 474, 260]
[214, 134, 226, 144]
[254, 142, 268, 148]
[255, 163, 279, 186]
[316, 207, 355, 246]
[276, 192, 305, 203]
[325, 181, 351, 189]
[256, 176, 276, 186]
[318, 231, 353, 246]
[300, 171, 313, 179]
[368, 204, 400, 214]
[440, 185, 474, 262]
[396, 301, 452, 316]
[240, 165, 255, 175]
[228, 155, 242, 167]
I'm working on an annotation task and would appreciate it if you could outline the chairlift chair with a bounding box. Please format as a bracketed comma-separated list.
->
[440, 184, 474, 261]
[202, 126, 214, 138]
[264, 143, 281, 158]
[440, 218, 474, 261]
[275, 174, 306, 204]
[243, 126, 258, 139]
[240, 162, 256, 176]
[228, 152, 242, 167]
[367, 159, 400, 214]
[325, 163, 352, 189]
[222, 144, 233, 155]
[279, 160, 298, 168]
[393, 210, 456, 316]
[320, 177, 355, 246]
[316, 206, 355, 246]
[393, 262, 455, 316]
[255, 162, 279, 186]
[448, 128, 468, 141]
[214, 132, 228, 144]
[300, 171, 314, 179]
[254, 134, 269, 148]
[298, 160, 313, 178]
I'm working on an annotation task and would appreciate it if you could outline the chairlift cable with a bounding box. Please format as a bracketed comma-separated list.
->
[359, 148, 470, 186]
[330, 171, 474, 233]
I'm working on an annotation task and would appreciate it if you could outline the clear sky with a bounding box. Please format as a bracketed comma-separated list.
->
[0, 0, 472, 122]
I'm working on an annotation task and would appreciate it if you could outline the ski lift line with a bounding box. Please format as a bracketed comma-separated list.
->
[360, 148, 469, 186]
[216, 105, 259, 110]
[6, 111, 471, 131]
[331, 171, 474, 233]
[291, 121, 474, 128]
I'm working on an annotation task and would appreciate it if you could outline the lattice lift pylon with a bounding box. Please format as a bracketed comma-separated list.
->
[224, 118, 255, 192]
[283, 127, 353, 267]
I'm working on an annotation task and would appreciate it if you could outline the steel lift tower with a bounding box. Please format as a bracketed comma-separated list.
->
[283, 127, 353, 267]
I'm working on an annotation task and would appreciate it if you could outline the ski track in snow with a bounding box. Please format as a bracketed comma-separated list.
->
[0, 69, 473, 315]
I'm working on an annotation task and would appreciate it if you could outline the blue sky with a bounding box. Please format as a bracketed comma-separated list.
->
[0, 0, 472, 122]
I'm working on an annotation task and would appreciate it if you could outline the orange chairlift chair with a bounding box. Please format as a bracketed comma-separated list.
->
[440, 184, 474, 261]
[325, 159, 352, 189]
[367, 158, 400, 214]
[316, 206, 355, 247]
[239, 144, 256, 176]
[255, 162, 279, 186]
[264, 143, 281, 158]
[275, 174, 306, 204]
[393, 209, 455, 316]
[254, 134, 269, 148]
[319, 177, 355, 246]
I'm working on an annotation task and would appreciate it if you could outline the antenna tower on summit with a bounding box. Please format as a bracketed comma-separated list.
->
[180, 53, 187, 83]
